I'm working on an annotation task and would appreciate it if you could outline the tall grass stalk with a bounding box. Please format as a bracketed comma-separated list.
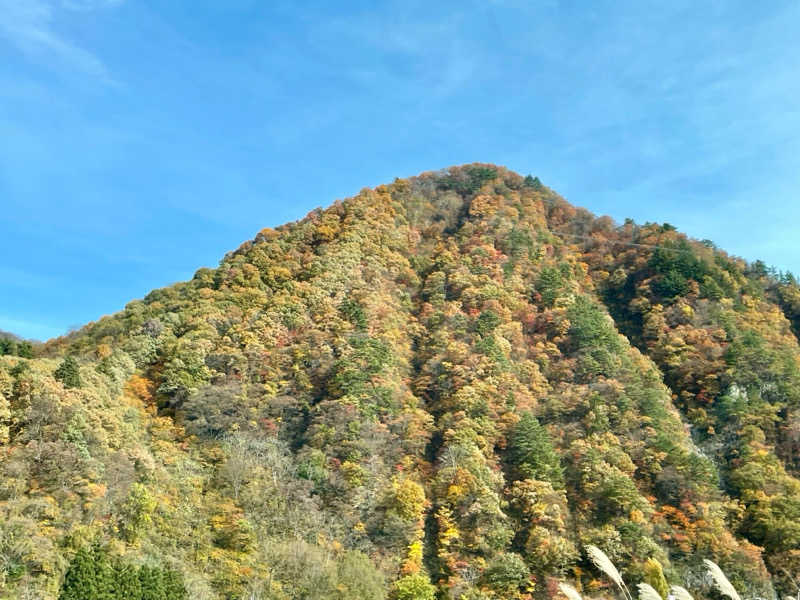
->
[585, 545, 633, 600]
[703, 559, 741, 600]
[559, 582, 584, 600]
[638, 582, 663, 600]
[670, 585, 694, 600]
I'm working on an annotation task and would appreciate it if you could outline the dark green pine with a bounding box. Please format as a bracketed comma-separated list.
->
[58, 545, 114, 600]
[54, 355, 82, 389]
[112, 560, 143, 600]
[508, 412, 564, 487]
[161, 568, 188, 600]
[139, 565, 166, 600]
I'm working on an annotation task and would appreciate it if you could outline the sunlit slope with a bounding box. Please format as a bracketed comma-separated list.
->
[4, 165, 800, 599]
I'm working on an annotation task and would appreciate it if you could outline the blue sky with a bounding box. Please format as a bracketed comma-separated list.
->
[1, 0, 799, 340]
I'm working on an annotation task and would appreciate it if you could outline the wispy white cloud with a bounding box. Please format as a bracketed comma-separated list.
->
[0, 0, 123, 82]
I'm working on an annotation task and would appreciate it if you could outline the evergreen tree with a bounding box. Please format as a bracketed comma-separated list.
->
[59, 545, 114, 600]
[161, 568, 188, 600]
[139, 565, 164, 600]
[59, 546, 94, 600]
[508, 412, 564, 487]
[54, 355, 82, 389]
[0, 338, 15, 356]
[139, 565, 186, 600]
[340, 298, 368, 330]
[59, 545, 186, 600]
[523, 174, 544, 190]
[112, 560, 143, 600]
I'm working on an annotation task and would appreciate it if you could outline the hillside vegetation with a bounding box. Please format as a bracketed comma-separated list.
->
[3, 165, 800, 599]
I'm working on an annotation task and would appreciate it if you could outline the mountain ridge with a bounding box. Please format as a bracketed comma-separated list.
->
[3, 164, 800, 600]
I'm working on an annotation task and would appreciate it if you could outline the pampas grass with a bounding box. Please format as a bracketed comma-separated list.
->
[585, 545, 633, 600]
[638, 582, 664, 600]
[566, 551, 745, 600]
[559, 582, 584, 600]
[670, 585, 694, 600]
[704, 559, 741, 600]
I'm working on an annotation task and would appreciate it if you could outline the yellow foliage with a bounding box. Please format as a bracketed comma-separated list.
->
[341, 460, 366, 486]
[124, 374, 154, 405]
[390, 477, 427, 522]
[401, 540, 424, 575]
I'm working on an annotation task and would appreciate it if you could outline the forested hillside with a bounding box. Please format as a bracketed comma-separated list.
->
[3, 165, 800, 599]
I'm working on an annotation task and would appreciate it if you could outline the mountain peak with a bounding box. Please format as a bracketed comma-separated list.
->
[3, 166, 799, 599]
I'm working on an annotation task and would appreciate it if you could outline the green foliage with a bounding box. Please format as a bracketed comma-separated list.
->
[648, 241, 710, 299]
[523, 174, 544, 190]
[506, 227, 535, 260]
[111, 561, 142, 598]
[333, 550, 386, 600]
[0, 516, 39, 589]
[340, 297, 368, 330]
[475, 310, 501, 336]
[256, 541, 385, 600]
[537, 265, 567, 307]
[474, 334, 510, 367]
[59, 546, 186, 600]
[0, 337, 15, 356]
[481, 552, 531, 596]
[327, 335, 393, 412]
[119, 483, 158, 543]
[156, 347, 211, 398]
[700, 275, 725, 300]
[567, 296, 620, 352]
[438, 165, 497, 195]
[391, 573, 436, 600]
[61, 412, 91, 460]
[566, 295, 623, 379]
[507, 412, 563, 486]
[4, 165, 800, 598]
[651, 268, 689, 298]
[54, 355, 82, 388]
[0, 336, 34, 358]
[297, 448, 328, 484]
[139, 565, 187, 600]
[59, 545, 114, 600]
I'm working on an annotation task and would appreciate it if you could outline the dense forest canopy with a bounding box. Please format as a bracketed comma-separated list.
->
[3, 164, 800, 600]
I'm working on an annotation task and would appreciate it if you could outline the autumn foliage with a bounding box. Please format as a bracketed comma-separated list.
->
[2, 165, 800, 598]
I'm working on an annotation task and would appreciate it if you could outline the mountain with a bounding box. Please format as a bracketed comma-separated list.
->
[2, 164, 800, 599]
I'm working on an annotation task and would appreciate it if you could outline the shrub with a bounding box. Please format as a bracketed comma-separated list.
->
[481, 552, 531, 595]
[392, 573, 436, 600]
